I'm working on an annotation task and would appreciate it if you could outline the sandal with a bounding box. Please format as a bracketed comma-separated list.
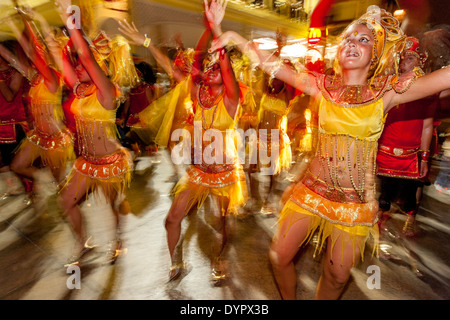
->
[210, 257, 229, 285]
[168, 261, 188, 282]
[106, 238, 124, 265]
[64, 236, 98, 267]
[260, 203, 276, 216]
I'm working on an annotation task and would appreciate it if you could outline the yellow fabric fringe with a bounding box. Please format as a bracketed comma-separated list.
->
[279, 199, 379, 264]
[63, 148, 133, 203]
[17, 129, 75, 170]
[171, 165, 248, 216]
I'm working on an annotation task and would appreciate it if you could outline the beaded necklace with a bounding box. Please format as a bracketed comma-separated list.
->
[197, 84, 224, 130]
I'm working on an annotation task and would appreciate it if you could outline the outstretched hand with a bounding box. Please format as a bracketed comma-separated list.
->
[118, 19, 147, 46]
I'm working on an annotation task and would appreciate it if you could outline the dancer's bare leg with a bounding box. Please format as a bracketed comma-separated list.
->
[58, 171, 89, 252]
[10, 144, 37, 180]
[165, 189, 192, 269]
[269, 212, 313, 300]
[314, 231, 362, 300]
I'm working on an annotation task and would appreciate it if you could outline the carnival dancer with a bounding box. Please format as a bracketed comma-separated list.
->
[5, 9, 74, 205]
[55, 0, 139, 266]
[230, 48, 260, 214]
[119, 20, 200, 182]
[255, 39, 295, 215]
[209, 3, 450, 299]
[147, 0, 247, 284]
[376, 37, 437, 238]
[240, 30, 295, 216]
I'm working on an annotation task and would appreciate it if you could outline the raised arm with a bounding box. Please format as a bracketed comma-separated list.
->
[210, 30, 319, 97]
[27, 7, 65, 72]
[11, 7, 59, 93]
[56, 0, 116, 109]
[386, 66, 450, 112]
[118, 20, 179, 81]
[204, 0, 240, 118]
[61, 41, 79, 88]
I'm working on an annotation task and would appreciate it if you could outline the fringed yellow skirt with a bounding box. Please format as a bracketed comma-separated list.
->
[258, 129, 292, 175]
[172, 163, 248, 216]
[65, 147, 133, 202]
[279, 180, 379, 264]
[18, 128, 75, 169]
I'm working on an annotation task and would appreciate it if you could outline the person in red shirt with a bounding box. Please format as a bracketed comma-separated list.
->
[0, 40, 30, 198]
[376, 37, 437, 237]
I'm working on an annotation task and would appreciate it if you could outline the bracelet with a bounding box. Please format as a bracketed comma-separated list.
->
[419, 150, 430, 161]
[143, 35, 151, 48]
[218, 46, 226, 58]
[73, 80, 81, 96]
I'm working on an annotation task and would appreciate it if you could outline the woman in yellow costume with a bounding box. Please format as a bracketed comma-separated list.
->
[56, 0, 139, 265]
[242, 30, 295, 215]
[255, 54, 295, 215]
[229, 48, 261, 213]
[147, 0, 247, 283]
[121, 6, 248, 283]
[211, 3, 450, 299]
[119, 21, 210, 182]
[5, 7, 74, 203]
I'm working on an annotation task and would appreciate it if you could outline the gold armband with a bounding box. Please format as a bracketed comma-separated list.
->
[143, 36, 151, 48]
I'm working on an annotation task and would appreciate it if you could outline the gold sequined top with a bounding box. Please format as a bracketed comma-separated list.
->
[28, 75, 64, 134]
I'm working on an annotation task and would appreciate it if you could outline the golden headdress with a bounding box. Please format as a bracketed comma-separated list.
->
[64, 31, 139, 94]
[107, 35, 140, 92]
[335, 5, 406, 79]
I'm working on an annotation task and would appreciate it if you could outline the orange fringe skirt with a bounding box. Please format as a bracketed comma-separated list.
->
[64, 147, 133, 201]
[172, 163, 248, 216]
[18, 128, 75, 169]
[279, 179, 379, 264]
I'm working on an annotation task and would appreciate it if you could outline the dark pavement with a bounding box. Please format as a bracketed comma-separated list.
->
[0, 144, 449, 301]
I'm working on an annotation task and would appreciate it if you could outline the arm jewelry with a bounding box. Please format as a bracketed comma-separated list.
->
[217, 46, 226, 58]
[420, 150, 430, 162]
[143, 35, 151, 48]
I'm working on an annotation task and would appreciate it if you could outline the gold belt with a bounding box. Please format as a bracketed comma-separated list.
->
[194, 162, 235, 174]
[379, 145, 418, 156]
[302, 170, 363, 203]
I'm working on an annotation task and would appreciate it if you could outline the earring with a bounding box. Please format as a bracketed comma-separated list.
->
[369, 57, 378, 70]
